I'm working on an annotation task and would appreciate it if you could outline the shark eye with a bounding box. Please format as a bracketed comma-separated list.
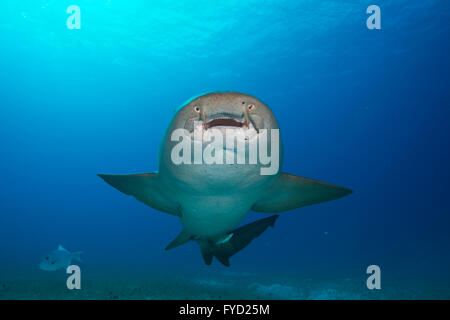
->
[45, 256, 49, 260]
[248, 104, 255, 110]
[194, 106, 201, 113]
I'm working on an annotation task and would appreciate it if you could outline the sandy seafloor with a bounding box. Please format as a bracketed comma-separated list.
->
[1, 268, 449, 300]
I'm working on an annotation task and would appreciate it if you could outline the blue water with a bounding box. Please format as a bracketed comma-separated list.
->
[0, 0, 449, 299]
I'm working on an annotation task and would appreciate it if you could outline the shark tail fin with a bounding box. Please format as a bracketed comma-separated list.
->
[165, 229, 192, 251]
[72, 251, 83, 262]
[200, 214, 279, 267]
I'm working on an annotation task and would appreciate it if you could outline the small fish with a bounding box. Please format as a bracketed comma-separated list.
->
[39, 245, 82, 271]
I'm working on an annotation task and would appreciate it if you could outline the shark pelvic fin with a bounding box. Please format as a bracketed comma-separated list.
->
[199, 215, 279, 267]
[200, 246, 213, 265]
[165, 229, 192, 251]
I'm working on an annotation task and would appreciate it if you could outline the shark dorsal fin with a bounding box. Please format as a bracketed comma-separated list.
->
[58, 244, 67, 251]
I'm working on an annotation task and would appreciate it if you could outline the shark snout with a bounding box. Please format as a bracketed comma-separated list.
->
[181, 93, 268, 133]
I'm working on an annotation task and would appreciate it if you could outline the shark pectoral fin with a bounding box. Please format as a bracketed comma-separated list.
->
[203, 215, 279, 267]
[252, 173, 352, 213]
[165, 229, 192, 250]
[98, 173, 180, 216]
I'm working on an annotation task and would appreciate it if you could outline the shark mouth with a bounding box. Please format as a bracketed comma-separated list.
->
[206, 118, 245, 129]
[185, 109, 259, 138]
[189, 111, 258, 144]
[201, 111, 251, 131]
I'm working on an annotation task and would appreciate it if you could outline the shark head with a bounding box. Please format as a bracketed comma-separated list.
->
[159, 92, 283, 192]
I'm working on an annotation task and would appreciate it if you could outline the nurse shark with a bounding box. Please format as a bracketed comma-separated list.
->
[99, 92, 352, 266]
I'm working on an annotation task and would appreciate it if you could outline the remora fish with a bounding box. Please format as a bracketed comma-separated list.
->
[99, 92, 351, 266]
